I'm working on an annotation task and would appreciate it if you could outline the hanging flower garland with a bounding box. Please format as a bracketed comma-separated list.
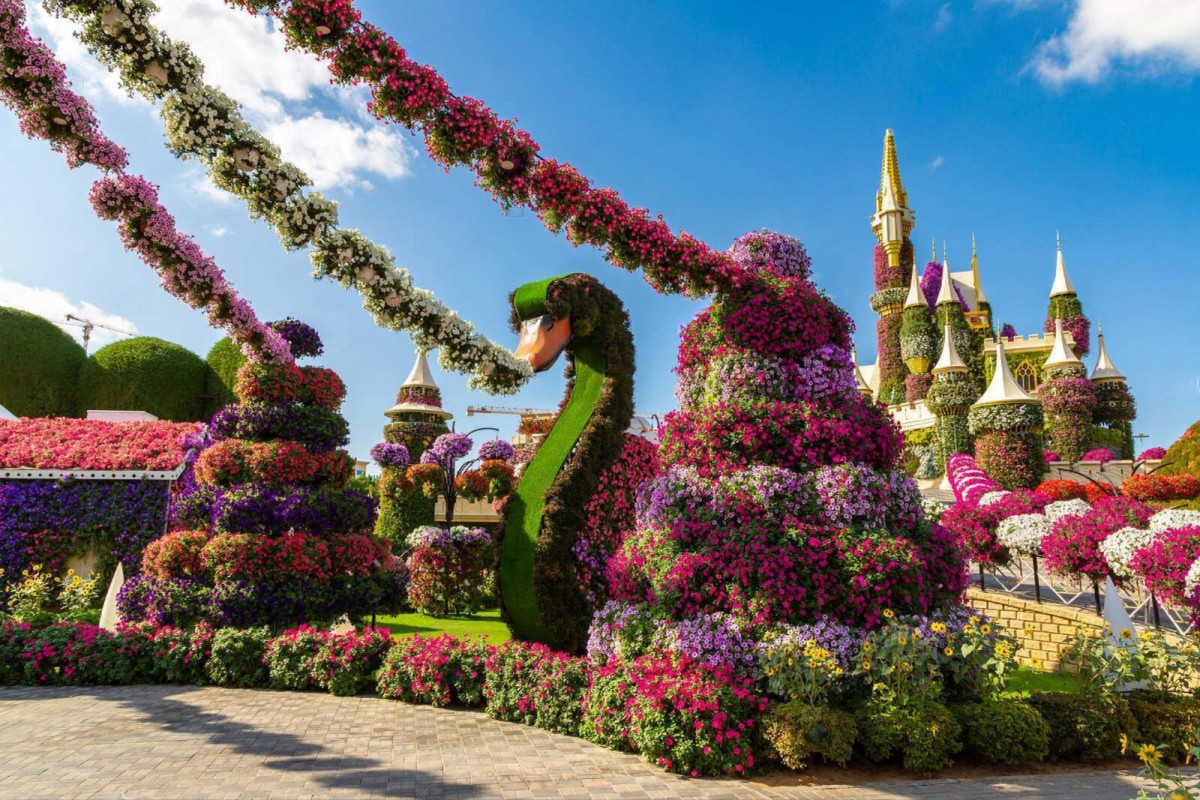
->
[0, 0, 290, 363]
[42, 0, 532, 394]
[213, 0, 744, 298]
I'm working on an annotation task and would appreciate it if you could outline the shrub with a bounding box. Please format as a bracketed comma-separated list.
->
[954, 698, 1050, 764]
[856, 699, 962, 774]
[311, 628, 391, 697]
[264, 625, 328, 691]
[1158, 421, 1200, 478]
[0, 306, 85, 417]
[141, 530, 209, 581]
[79, 337, 208, 422]
[484, 641, 590, 735]
[1027, 691, 1136, 761]
[763, 701, 856, 769]
[204, 336, 246, 415]
[206, 626, 271, 688]
[151, 623, 212, 685]
[376, 635, 489, 707]
[1129, 697, 1200, 765]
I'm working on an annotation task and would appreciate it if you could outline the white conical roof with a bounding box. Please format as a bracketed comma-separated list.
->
[1090, 324, 1126, 383]
[1050, 232, 1076, 297]
[904, 263, 925, 309]
[851, 349, 873, 396]
[0, 403, 14, 420]
[933, 323, 968, 375]
[1044, 318, 1083, 369]
[403, 349, 438, 389]
[936, 255, 958, 306]
[975, 339, 1037, 407]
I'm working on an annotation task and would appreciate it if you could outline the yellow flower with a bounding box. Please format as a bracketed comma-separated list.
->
[913, 629, 923, 639]
[943, 647, 954, 656]
[980, 625, 991, 635]
[1120, 628, 1133, 640]
[1169, 791, 1187, 800]
[1137, 744, 1161, 763]
[898, 636, 909, 646]
[1030, 657, 1043, 670]
[931, 622, 947, 634]
[861, 643, 873, 653]
[883, 609, 895, 619]
[968, 616, 979, 625]
[1119, 733, 1129, 755]
[900, 662, 911, 670]
[862, 660, 873, 671]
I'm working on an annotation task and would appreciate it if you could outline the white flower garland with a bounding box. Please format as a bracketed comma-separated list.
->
[995, 513, 1050, 556]
[1149, 509, 1200, 535]
[978, 490, 1010, 507]
[1099, 526, 1155, 582]
[1045, 498, 1091, 522]
[44, 0, 531, 394]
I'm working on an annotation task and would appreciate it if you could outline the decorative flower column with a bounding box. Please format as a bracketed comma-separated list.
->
[900, 263, 936, 402]
[969, 339, 1046, 490]
[1036, 318, 1096, 462]
[927, 323, 978, 473]
[868, 130, 915, 406]
[1090, 325, 1136, 459]
[1044, 233, 1090, 356]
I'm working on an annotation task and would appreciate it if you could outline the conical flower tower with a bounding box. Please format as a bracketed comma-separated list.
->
[1090, 324, 1137, 459]
[1044, 233, 1091, 356]
[376, 349, 453, 546]
[868, 129, 917, 405]
[1037, 319, 1096, 461]
[899, 262, 937, 402]
[968, 338, 1046, 489]
[927, 322, 978, 471]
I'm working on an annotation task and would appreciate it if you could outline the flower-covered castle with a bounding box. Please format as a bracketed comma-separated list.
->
[857, 130, 1137, 486]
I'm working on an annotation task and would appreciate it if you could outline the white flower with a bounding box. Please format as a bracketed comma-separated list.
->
[996, 514, 1051, 555]
[979, 491, 1010, 507]
[1185, 558, 1200, 599]
[1149, 509, 1200, 534]
[1099, 526, 1155, 581]
[1045, 499, 1091, 522]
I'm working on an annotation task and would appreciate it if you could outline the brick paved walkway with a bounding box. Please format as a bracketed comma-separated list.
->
[0, 686, 1154, 799]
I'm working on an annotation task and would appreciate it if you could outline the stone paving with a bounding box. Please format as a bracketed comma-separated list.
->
[0, 686, 1155, 799]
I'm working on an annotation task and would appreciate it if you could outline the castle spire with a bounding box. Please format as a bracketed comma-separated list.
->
[904, 263, 925, 309]
[936, 252, 958, 307]
[1043, 317, 1083, 370]
[871, 129, 914, 265]
[385, 348, 453, 422]
[1050, 231, 1076, 297]
[975, 339, 1037, 407]
[933, 322, 968, 376]
[971, 233, 988, 304]
[851, 348, 874, 398]
[1090, 323, 1126, 383]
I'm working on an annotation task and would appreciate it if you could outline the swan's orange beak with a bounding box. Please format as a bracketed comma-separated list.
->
[514, 314, 572, 373]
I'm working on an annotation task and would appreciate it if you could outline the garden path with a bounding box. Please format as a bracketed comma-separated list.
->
[0, 686, 1154, 799]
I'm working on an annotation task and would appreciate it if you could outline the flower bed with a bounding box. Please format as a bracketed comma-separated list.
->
[405, 526, 492, 616]
[0, 418, 199, 471]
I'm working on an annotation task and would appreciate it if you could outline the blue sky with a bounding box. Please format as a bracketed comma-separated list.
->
[1, 0, 1197, 460]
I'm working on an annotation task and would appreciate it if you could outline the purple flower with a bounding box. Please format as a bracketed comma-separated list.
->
[429, 432, 473, 462]
[729, 229, 812, 280]
[268, 318, 324, 359]
[371, 442, 410, 468]
[406, 525, 490, 548]
[477, 439, 515, 462]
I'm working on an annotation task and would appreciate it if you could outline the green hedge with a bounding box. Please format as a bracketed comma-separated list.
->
[0, 307, 86, 417]
[79, 337, 208, 421]
[1160, 420, 1200, 477]
[204, 336, 246, 414]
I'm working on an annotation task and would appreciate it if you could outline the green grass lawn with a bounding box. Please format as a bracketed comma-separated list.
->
[373, 608, 511, 644]
[1003, 665, 1080, 695]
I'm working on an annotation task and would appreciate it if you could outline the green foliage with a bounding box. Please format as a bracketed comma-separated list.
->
[1130, 698, 1200, 764]
[80, 337, 207, 421]
[763, 701, 856, 769]
[375, 480, 436, 549]
[953, 698, 1051, 764]
[1160, 421, 1200, 477]
[855, 698, 962, 774]
[204, 336, 245, 413]
[1026, 691, 1137, 761]
[1047, 294, 1084, 320]
[0, 306, 85, 417]
[500, 274, 634, 652]
[206, 626, 271, 688]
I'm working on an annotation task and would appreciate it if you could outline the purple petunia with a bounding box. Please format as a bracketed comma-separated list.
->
[370, 442, 410, 468]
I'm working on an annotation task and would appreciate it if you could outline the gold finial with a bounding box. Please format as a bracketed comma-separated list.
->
[879, 129, 908, 208]
[942, 240, 948, 266]
[971, 233, 987, 305]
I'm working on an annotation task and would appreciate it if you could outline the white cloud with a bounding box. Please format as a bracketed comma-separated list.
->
[210, 225, 229, 238]
[32, 0, 415, 193]
[931, 155, 946, 170]
[0, 271, 138, 349]
[1009, 0, 1200, 84]
[933, 3, 953, 33]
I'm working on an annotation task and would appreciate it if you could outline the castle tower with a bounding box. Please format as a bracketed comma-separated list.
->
[967, 234, 992, 332]
[868, 129, 917, 405]
[927, 321, 977, 470]
[1044, 233, 1091, 356]
[969, 339, 1045, 489]
[1090, 324, 1136, 459]
[384, 349, 454, 427]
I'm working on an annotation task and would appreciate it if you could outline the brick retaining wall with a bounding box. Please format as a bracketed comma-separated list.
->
[966, 588, 1103, 669]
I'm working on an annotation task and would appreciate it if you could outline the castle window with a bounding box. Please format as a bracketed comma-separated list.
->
[1015, 361, 1039, 392]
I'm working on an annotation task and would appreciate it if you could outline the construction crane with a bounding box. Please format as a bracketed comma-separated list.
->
[465, 405, 554, 418]
[62, 314, 136, 354]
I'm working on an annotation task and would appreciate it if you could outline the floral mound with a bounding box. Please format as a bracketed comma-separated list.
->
[597, 231, 967, 655]
[120, 320, 405, 628]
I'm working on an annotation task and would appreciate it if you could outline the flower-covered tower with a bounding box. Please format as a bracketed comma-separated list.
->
[927, 322, 977, 471]
[1044, 233, 1090, 357]
[1090, 325, 1136, 459]
[1037, 318, 1096, 461]
[868, 130, 917, 406]
[598, 230, 965, 651]
[899, 262, 936, 402]
[968, 339, 1045, 489]
[376, 349, 453, 546]
[123, 320, 403, 628]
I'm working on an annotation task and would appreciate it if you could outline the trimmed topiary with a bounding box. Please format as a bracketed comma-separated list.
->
[204, 336, 246, 414]
[1129, 696, 1200, 764]
[953, 698, 1051, 765]
[1027, 691, 1137, 762]
[0, 306, 86, 417]
[764, 700, 857, 769]
[80, 337, 207, 421]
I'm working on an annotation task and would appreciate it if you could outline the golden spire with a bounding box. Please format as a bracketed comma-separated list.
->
[971, 233, 988, 305]
[879, 128, 908, 209]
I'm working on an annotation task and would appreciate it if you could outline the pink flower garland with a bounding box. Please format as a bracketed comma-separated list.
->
[224, 0, 743, 298]
[0, 0, 288, 364]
